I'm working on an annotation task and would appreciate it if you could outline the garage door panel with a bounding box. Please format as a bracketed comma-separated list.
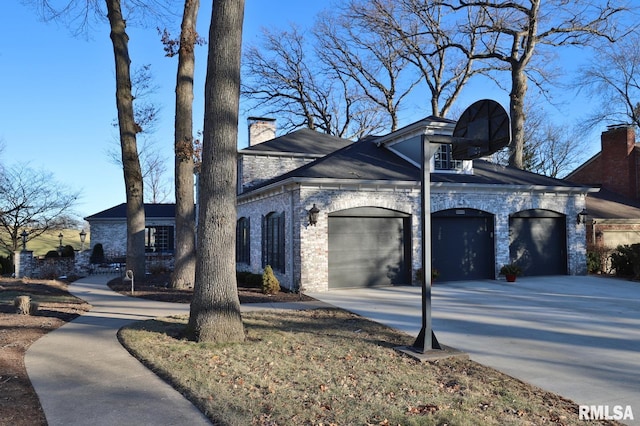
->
[328, 216, 409, 289]
[432, 214, 495, 281]
[510, 213, 567, 276]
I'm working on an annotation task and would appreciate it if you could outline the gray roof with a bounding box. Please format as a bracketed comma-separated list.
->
[85, 203, 176, 220]
[239, 128, 353, 156]
[586, 189, 640, 220]
[242, 136, 592, 194]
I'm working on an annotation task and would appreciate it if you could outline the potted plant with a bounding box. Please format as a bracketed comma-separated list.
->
[500, 263, 522, 282]
[415, 268, 440, 284]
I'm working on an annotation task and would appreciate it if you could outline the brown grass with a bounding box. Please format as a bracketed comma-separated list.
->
[118, 309, 619, 426]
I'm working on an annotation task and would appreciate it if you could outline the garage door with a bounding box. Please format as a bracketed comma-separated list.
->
[328, 207, 411, 289]
[432, 209, 495, 281]
[509, 209, 567, 276]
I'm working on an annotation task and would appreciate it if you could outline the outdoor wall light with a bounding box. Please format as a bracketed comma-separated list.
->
[308, 204, 320, 226]
[576, 208, 588, 225]
[21, 230, 28, 251]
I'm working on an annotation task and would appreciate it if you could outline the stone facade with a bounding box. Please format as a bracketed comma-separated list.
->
[238, 154, 314, 192]
[238, 181, 588, 292]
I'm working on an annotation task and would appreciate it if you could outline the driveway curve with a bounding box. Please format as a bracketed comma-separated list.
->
[308, 275, 640, 425]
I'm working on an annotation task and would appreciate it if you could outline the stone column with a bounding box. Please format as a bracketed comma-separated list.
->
[14, 250, 34, 278]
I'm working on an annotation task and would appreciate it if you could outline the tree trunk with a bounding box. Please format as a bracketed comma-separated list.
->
[171, 0, 199, 289]
[508, 63, 527, 170]
[106, 0, 146, 281]
[186, 0, 245, 343]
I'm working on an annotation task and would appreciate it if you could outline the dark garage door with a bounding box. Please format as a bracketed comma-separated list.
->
[510, 209, 567, 276]
[328, 207, 410, 289]
[432, 209, 495, 281]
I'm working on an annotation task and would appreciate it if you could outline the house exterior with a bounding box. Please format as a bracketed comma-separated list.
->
[84, 203, 177, 257]
[237, 117, 594, 292]
[566, 125, 640, 251]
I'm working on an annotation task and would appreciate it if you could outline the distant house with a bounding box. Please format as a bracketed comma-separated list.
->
[84, 203, 176, 256]
[566, 125, 640, 251]
[237, 117, 593, 292]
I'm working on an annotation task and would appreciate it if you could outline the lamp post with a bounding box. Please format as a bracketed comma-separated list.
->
[58, 233, 64, 255]
[21, 230, 28, 251]
[79, 229, 87, 251]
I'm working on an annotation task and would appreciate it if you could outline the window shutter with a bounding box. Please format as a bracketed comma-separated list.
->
[246, 217, 251, 265]
[261, 214, 266, 268]
[279, 211, 285, 273]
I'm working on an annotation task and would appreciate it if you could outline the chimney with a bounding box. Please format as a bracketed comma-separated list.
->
[600, 125, 638, 199]
[248, 117, 276, 147]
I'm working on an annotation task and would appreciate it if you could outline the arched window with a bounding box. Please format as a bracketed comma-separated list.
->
[236, 217, 250, 264]
[262, 211, 285, 272]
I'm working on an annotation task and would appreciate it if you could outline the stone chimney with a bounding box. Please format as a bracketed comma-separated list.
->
[600, 125, 638, 199]
[247, 117, 276, 147]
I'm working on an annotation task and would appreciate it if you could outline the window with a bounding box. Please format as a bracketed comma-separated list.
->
[145, 226, 174, 253]
[434, 144, 463, 171]
[236, 217, 251, 264]
[262, 211, 285, 272]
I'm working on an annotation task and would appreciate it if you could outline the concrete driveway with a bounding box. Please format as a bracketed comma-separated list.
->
[307, 275, 640, 425]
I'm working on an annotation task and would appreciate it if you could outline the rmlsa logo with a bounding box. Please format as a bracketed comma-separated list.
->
[579, 405, 634, 421]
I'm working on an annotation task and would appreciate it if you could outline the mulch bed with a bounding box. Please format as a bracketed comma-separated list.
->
[107, 272, 316, 304]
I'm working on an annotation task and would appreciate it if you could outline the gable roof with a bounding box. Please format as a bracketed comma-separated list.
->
[239, 128, 353, 156]
[240, 134, 593, 196]
[85, 203, 176, 220]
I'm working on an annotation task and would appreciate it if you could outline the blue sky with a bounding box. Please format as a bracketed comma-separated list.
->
[1, 1, 600, 219]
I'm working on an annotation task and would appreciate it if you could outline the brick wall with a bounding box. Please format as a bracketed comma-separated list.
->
[238, 154, 315, 192]
[569, 126, 639, 199]
[238, 183, 588, 292]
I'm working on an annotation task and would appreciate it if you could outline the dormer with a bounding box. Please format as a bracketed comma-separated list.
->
[374, 116, 474, 174]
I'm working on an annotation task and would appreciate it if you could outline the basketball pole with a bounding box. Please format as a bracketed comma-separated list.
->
[413, 134, 441, 353]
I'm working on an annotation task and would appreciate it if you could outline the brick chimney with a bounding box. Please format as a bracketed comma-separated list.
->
[600, 125, 638, 199]
[247, 117, 276, 147]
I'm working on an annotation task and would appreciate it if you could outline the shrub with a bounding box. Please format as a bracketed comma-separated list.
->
[262, 265, 280, 295]
[0, 255, 11, 276]
[44, 250, 60, 259]
[610, 244, 640, 279]
[586, 245, 609, 274]
[90, 243, 105, 264]
[237, 271, 263, 288]
[61, 244, 75, 258]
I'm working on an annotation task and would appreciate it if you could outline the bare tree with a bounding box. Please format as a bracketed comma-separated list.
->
[314, 5, 420, 132]
[492, 100, 588, 177]
[446, 0, 631, 169]
[105, 0, 146, 279]
[161, 0, 202, 289]
[347, 0, 486, 119]
[242, 26, 387, 139]
[107, 64, 171, 204]
[141, 147, 171, 203]
[186, 0, 245, 343]
[577, 33, 640, 132]
[0, 165, 80, 253]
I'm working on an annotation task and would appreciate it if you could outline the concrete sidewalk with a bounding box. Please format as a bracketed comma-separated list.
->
[25, 274, 326, 426]
[308, 275, 640, 425]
